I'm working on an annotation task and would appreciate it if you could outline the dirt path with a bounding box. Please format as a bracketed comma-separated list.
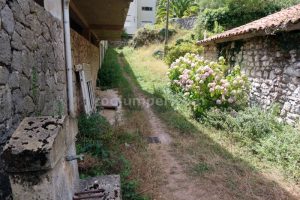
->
[118, 57, 217, 200]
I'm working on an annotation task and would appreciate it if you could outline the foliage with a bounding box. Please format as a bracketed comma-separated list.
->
[168, 54, 250, 117]
[78, 113, 112, 140]
[203, 105, 300, 182]
[165, 42, 203, 65]
[77, 113, 149, 199]
[156, 0, 199, 24]
[194, 0, 300, 34]
[98, 48, 122, 89]
[121, 30, 131, 40]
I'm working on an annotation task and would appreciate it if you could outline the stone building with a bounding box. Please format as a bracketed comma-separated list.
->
[198, 4, 300, 124]
[0, 0, 131, 199]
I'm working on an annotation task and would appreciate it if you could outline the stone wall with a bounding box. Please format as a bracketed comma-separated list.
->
[71, 30, 100, 114]
[202, 32, 300, 124]
[170, 17, 197, 30]
[0, 0, 66, 198]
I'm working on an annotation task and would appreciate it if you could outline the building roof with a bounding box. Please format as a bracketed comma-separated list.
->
[197, 4, 300, 45]
[71, 0, 132, 40]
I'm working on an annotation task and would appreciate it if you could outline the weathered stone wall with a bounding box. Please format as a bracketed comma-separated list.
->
[0, 0, 66, 198]
[170, 17, 197, 30]
[202, 32, 300, 124]
[71, 30, 100, 114]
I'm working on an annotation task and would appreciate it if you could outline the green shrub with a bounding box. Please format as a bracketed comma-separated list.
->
[203, 106, 300, 181]
[204, 105, 283, 143]
[257, 127, 300, 182]
[78, 113, 112, 140]
[195, 0, 281, 34]
[168, 54, 250, 117]
[165, 42, 203, 65]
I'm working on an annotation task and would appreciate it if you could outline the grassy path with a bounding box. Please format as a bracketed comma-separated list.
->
[118, 55, 210, 200]
[117, 47, 300, 200]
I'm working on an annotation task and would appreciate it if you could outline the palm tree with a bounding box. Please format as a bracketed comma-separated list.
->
[156, 0, 199, 23]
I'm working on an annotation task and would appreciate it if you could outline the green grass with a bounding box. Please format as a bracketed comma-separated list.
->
[120, 44, 300, 198]
[98, 48, 122, 89]
[77, 113, 149, 200]
[192, 162, 212, 175]
[77, 48, 150, 200]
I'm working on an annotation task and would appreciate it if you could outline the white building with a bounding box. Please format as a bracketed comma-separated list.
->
[124, 0, 157, 35]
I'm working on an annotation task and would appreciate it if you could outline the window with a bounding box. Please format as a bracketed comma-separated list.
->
[142, 7, 153, 11]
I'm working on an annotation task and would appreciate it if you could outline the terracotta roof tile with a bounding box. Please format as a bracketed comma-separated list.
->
[197, 4, 300, 45]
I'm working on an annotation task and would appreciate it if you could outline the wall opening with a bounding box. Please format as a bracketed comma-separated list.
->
[34, 0, 44, 7]
[142, 7, 153, 11]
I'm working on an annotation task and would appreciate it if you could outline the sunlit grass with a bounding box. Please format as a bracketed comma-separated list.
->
[121, 44, 300, 199]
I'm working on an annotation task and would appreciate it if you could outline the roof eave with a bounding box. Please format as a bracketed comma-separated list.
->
[197, 22, 300, 46]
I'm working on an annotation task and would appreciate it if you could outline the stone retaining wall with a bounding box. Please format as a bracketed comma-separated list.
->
[202, 32, 300, 124]
[0, 0, 66, 198]
[170, 17, 197, 30]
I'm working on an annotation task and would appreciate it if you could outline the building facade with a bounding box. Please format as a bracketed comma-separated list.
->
[124, 0, 157, 35]
[0, 0, 130, 199]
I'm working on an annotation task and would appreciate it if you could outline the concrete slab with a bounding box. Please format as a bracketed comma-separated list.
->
[2, 116, 67, 172]
[96, 89, 123, 125]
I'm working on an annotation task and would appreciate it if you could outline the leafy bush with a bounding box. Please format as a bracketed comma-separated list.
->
[165, 42, 203, 65]
[257, 128, 300, 181]
[203, 106, 300, 182]
[168, 53, 250, 117]
[195, 0, 282, 33]
[204, 105, 282, 142]
[78, 113, 112, 140]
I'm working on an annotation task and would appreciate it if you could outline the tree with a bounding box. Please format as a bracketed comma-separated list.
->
[156, 0, 199, 23]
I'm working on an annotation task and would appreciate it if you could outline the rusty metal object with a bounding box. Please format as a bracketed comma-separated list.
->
[73, 189, 106, 200]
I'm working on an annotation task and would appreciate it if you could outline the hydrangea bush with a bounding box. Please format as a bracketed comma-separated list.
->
[167, 53, 250, 117]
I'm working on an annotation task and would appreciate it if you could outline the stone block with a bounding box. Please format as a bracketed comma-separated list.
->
[26, 14, 42, 36]
[11, 50, 22, 72]
[17, 0, 30, 16]
[2, 116, 67, 172]
[0, 31, 11, 65]
[22, 27, 38, 50]
[12, 88, 23, 113]
[11, 31, 23, 50]
[0, 0, 6, 10]
[23, 95, 35, 114]
[1, 5, 14, 35]
[8, 71, 20, 89]
[0, 66, 9, 85]
[9, 0, 26, 25]
[19, 74, 30, 96]
[14, 21, 24, 36]
[2, 116, 79, 200]
[0, 85, 12, 123]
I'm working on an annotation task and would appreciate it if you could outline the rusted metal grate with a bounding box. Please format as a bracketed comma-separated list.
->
[73, 189, 106, 200]
[75, 175, 121, 200]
